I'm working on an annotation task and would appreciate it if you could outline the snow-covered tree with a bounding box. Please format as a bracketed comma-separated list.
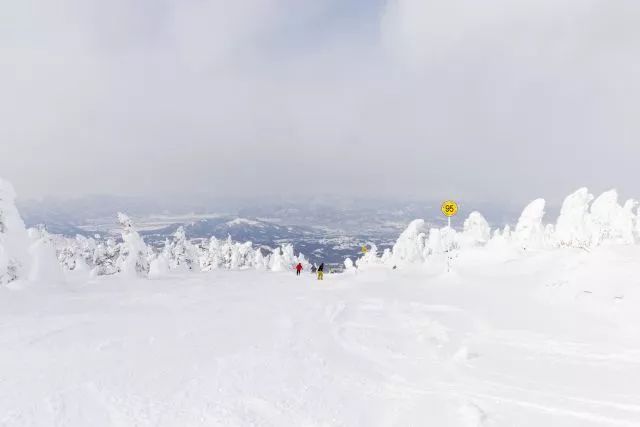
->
[389, 219, 429, 264]
[27, 225, 65, 283]
[544, 224, 555, 243]
[281, 244, 298, 268]
[253, 247, 270, 270]
[428, 228, 443, 254]
[355, 187, 640, 270]
[58, 235, 96, 272]
[269, 244, 292, 271]
[439, 226, 458, 253]
[344, 257, 355, 270]
[149, 245, 170, 279]
[167, 226, 200, 271]
[199, 236, 259, 271]
[356, 243, 382, 267]
[502, 225, 513, 240]
[555, 188, 594, 248]
[221, 236, 236, 269]
[265, 243, 309, 272]
[232, 241, 257, 269]
[0, 179, 30, 285]
[296, 251, 312, 271]
[201, 236, 222, 271]
[92, 238, 120, 276]
[621, 199, 638, 244]
[58, 244, 75, 271]
[380, 248, 392, 264]
[461, 212, 491, 247]
[589, 190, 636, 246]
[115, 212, 150, 277]
[514, 198, 547, 250]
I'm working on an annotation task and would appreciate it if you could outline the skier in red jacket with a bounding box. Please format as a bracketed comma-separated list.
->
[295, 263, 303, 276]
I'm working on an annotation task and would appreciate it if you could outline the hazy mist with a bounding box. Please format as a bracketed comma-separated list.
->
[2, 0, 639, 204]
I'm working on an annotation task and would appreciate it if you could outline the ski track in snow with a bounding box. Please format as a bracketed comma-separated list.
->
[1, 249, 640, 426]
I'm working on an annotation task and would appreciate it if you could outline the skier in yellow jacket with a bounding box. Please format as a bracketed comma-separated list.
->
[317, 263, 324, 280]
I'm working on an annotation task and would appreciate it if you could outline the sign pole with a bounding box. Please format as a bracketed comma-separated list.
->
[441, 200, 459, 274]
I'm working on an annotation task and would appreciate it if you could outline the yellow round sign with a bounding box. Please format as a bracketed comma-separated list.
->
[361, 245, 368, 254]
[441, 200, 458, 217]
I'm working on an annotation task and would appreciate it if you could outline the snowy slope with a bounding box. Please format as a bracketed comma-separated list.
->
[1, 245, 640, 426]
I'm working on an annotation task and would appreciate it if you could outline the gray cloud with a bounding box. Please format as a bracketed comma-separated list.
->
[1, 0, 639, 206]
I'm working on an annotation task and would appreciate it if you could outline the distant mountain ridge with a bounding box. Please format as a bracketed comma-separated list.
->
[17, 195, 523, 266]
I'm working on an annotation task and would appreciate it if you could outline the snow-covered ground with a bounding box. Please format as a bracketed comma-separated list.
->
[2, 245, 639, 426]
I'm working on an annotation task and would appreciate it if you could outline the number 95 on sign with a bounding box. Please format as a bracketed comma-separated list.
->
[441, 200, 458, 217]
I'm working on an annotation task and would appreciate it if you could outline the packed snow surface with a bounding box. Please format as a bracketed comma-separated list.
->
[2, 246, 640, 426]
[3, 180, 640, 425]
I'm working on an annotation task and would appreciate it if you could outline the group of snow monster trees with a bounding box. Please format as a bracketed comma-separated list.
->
[2, 174, 639, 285]
[0, 178, 310, 284]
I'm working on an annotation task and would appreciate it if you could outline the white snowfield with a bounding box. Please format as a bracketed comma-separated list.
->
[2, 246, 640, 427]
[3, 178, 640, 426]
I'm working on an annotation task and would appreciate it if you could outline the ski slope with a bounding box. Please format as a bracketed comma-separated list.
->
[1, 246, 639, 426]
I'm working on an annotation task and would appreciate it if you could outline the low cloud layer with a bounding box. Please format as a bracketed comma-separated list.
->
[2, 0, 639, 204]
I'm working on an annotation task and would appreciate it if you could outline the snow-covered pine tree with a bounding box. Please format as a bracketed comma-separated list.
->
[280, 243, 297, 270]
[461, 211, 491, 247]
[57, 240, 77, 271]
[514, 199, 547, 250]
[75, 235, 96, 272]
[220, 236, 234, 269]
[92, 238, 120, 276]
[168, 226, 200, 271]
[0, 178, 30, 285]
[356, 242, 381, 267]
[388, 220, 430, 265]
[201, 236, 221, 271]
[268, 246, 287, 271]
[230, 240, 255, 269]
[149, 238, 171, 278]
[589, 190, 636, 246]
[344, 257, 355, 271]
[253, 247, 269, 270]
[27, 225, 65, 283]
[58, 235, 97, 272]
[116, 212, 150, 277]
[555, 188, 593, 248]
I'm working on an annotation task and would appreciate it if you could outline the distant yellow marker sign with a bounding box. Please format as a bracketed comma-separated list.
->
[361, 245, 368, 254]
[441, 200, 459, 271]
[441, 200, 458, 217]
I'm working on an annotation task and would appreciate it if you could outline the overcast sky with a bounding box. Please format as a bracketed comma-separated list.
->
[1, 0, 639, 204]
